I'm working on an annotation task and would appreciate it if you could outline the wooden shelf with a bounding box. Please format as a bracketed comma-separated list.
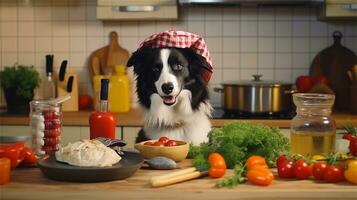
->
[1, 109, 356, 128]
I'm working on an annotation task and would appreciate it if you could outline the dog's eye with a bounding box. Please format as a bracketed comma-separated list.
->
[172, 64, 183, 71]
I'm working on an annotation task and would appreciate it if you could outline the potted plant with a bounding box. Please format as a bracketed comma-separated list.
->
[0, 64, 41, 114]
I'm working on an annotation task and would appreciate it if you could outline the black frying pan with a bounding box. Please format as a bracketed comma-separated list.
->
[38, 151, 143, 182]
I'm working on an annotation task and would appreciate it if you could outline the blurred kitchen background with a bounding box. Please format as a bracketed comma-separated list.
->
[0, 0, 356, 107]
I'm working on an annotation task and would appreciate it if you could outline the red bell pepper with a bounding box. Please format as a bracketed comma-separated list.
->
[0, 141, 25, 169]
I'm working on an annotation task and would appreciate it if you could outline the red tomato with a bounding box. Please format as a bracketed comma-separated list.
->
[312, 75, 330, 86]
[165, 140, 177, 146]
[44, 129, 61, 138]
[246, 169, 274, 186]
[143, 141, 154, 146]
[292, 159, 312, 180]
[323, 165, 345, 183]
[276, 155, 289, 168]
[349, 137, 357, 156]
[0, 141, 25, 169]
[43, 110, 54, 120]
[158, 136, 169, 144]
[295, 76, 313, 93]
[78, 94, 93, 110]
[343, 133, 356, 141]
[208, 153, 227, 178]
[277, 160, 294, 179]
[312, 162, 327, 180]
[44, 137, 60, 146]
[21, 147, 37, 165]
[152, 141, 164, 147]
[246, 155, 266, 170]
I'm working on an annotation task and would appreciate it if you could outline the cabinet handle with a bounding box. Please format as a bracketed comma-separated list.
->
[342, 4, 357, 11]
[112, 5, 159, 12]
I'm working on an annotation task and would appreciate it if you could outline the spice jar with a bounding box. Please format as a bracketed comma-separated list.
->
[30, 100, 62, 157]
[291, 93, 336, 156]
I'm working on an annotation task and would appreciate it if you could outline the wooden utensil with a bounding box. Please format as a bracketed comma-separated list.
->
[149, 167, 208, 188]
[88, 31, 130, 77]
[310, 31, 357, 112]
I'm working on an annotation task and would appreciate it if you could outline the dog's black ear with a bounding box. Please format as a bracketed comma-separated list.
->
[179, 48, 212, 78]
[127, 50, 141, 68]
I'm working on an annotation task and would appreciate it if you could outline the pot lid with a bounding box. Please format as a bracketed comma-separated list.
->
[221, 75, 292, 87]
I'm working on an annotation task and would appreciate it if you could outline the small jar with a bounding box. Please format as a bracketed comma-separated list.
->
[30, 100, 62, 157]
[291, 93, 336, 156]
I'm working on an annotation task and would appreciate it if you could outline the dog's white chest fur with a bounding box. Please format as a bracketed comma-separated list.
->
[143, 90, 212, 145]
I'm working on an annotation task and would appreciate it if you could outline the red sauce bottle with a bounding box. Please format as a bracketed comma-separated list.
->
[89, 79, 116, 139]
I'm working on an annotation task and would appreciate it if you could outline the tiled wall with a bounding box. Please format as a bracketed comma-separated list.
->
[0, 0, 356, 107]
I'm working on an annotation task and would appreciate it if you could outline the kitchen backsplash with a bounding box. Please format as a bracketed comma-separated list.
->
[0, 0, 356, 107]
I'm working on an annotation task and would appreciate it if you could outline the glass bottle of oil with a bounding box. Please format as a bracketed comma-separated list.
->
[291, 93, 336, 156]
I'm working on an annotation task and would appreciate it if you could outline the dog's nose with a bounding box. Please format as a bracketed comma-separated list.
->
[161, 82, 174, 94]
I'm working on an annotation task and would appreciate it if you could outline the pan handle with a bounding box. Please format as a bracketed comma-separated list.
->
[284, 89, 298, 95]
[213, 87, 224, 93]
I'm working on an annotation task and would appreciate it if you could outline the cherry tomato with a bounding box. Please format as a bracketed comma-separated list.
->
[21, 147, 37, 165]
[152, 141, 164, 147]
[158, 136, 169, 144]
[349, 137, 357, 156]
[44, 137, 60, 146]
[276, 155, 289, 168]
[323, 165, 344, 183]
[143, 141, 154, 146]
[208, 153, 226, 178]
[42, 146, 54, 154]
[246, 169, 274, 186]
[165, 140, 177, 146]
[44, 129, 61, 138]
[344, 160, 357, 184]
[277, 160, 294, 179]
[312, 162, 327, 180]
[342, 133, 356, 141]
[246, 155, 266, 170]
[312, 75, 330, 86]
[43, 110, 55, 120]
[296, 75, 313, 93]
[78, 94, 93, 110]
[292, 159, 312, 180]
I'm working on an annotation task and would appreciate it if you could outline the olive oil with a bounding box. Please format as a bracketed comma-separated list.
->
[291, 131, 335, 156]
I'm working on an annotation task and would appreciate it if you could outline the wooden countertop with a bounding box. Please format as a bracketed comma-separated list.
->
[0, 109, 356, 128]
[2, 160, 356, 200]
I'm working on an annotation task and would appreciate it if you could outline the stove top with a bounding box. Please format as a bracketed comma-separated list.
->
[212, 108, 295, 120]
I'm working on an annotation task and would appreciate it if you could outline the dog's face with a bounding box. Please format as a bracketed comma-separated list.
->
[127, 47, 209, 110]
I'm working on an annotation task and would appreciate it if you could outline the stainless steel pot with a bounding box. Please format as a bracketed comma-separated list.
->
[214, 75, 294, 113]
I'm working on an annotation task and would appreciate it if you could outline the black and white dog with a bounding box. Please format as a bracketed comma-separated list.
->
[127, 47, 212, 145]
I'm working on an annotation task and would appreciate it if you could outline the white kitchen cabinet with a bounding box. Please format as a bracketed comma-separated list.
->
[97, 0, 178, 20]
[320, 0, 357, 18]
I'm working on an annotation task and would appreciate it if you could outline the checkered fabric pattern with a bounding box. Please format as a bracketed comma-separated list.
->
[138, 30, 213, 84]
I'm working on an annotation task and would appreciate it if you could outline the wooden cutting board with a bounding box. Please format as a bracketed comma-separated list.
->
[3, 160, 357, 200]
[310, 31, 357, 112]
[88, 31, 130, 77]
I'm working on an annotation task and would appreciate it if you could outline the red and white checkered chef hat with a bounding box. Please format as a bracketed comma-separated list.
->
[138, 30, 213, 84]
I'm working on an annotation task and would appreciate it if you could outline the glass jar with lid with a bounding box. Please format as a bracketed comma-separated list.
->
[291, 93, 336, 156]
[30, 100, 62, 158]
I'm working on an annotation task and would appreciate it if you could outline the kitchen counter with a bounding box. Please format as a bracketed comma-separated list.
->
[0, 109, 356, 128]
[2, 160, 356, 200]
